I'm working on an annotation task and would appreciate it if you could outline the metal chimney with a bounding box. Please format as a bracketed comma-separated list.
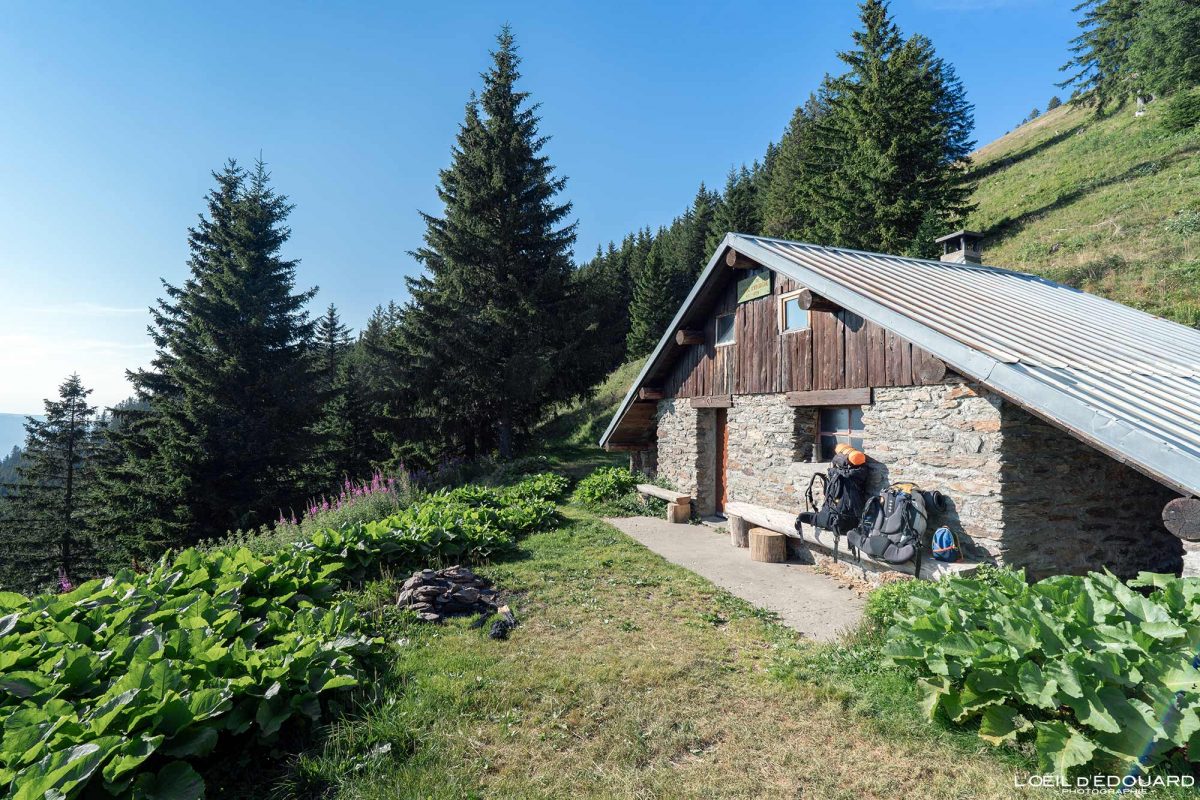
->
[935, 230, 984, 264]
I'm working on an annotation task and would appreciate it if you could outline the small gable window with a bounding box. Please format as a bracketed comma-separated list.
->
[779, 290, 810, 333]
[715, 313, 735, 346]
[818, 407, 864, 461]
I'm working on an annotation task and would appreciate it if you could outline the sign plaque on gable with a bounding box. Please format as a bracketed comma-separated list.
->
[736, 267, 772, 303]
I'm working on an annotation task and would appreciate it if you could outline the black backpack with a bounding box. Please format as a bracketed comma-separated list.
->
[795, 452, 868, 559]
[848, 483, 943, 577]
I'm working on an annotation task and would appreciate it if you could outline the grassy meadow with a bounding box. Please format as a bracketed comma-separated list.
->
[235, 507, 1032, 800]
[967, 101, 1200, 326]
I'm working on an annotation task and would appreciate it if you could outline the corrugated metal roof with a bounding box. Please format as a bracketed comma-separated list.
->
[600, 234, 1200, 497]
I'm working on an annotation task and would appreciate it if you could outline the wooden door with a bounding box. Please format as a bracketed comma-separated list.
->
[714, 409, 728, 513]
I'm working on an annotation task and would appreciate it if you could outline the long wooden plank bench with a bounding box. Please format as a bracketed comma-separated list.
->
[637, 484, 691, 524]
[724, 501, 979, 580]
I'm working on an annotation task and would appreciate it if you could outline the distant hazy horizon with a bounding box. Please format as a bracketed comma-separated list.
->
[0, 413, 38, 456]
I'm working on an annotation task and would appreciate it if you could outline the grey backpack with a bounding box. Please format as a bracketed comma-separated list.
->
[847, 483, 934, 574]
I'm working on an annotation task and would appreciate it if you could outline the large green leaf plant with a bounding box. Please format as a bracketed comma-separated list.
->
[885, 568, 1200, 778]
[0, 473, 563, 798]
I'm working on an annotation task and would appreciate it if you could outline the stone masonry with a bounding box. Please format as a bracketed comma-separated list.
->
[997, 402, 1181, 578]
[654, 398, 716, 516]
[651, 380, 1183, 579]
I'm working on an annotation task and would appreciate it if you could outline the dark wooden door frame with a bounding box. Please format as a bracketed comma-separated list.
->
[714, 408, 728, 513]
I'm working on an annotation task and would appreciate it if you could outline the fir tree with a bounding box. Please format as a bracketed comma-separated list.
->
[1061, 0, 1200, 110]
[1061, 0, 1142, 110]
[1128, 0, 1200, 97]
[806, 1, 975, 254]
[755, 143, 780, 231]
[311, 304, 357, 488]
[576, 240, 632, 375]
[337, 303, 405, 473]
[315, 304, 352, 390]
[761, 92, 828, 239]
[0, 374, 103, 590]
[707, 165, 761, 252]
[0, 447, 21, 497]
[95, 160, 319, 551]
[626, 235, 672, 358]
[669, 184, 718, 303]
[401, 27, 588, 459]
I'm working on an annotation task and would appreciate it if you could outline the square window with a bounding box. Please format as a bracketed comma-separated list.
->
[817, 406, 865, 461]
[780, 293, 809, 333]
[715, 313, 735, 346]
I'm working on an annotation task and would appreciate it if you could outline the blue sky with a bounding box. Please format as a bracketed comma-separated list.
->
[0, 0, 1076, 413]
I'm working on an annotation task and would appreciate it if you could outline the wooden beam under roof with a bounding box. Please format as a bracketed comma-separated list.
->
[690, 395, 732, 408]
[795, 288, 840, 313]
[724, 249, 760, 269]
[785, 388, 872, 407]
[1164, 497, 1200, 540]
[604, 442, 654, 452]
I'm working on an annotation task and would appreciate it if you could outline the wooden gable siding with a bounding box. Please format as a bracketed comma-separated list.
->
[664, 269, 943, 399]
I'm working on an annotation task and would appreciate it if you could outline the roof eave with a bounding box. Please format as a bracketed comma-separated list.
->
[598, 234, 738, 450]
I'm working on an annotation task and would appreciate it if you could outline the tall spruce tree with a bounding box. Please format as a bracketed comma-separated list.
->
[311, 304, 357, 487]
[576, 240, 632, 376]
[400, 27, 588, 459]
[761, 92, 830, 239]
[0, 447, 22, 497]
[1061, 0, 1143, 110]
[95, 160, 319, 551]
[668, 183, 718, 303]
[315, 304, 352, 389]
[1130, 0, 1200, 97]
[349, 302, 412, 468]
[803, 0, 974, 254]
[0, 374, 103, 590]
[707, 166, 761, 252]
[755, 142, 780, 231]
[1059, 0, 1200, 107]
[626, 235, 672, 358]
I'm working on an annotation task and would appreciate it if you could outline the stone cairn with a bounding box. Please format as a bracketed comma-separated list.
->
[396, 565, 500, 623]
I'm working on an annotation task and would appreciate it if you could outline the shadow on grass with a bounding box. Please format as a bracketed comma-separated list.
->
[970, 122, 1086, 182]
[984, 144, 1200, 248]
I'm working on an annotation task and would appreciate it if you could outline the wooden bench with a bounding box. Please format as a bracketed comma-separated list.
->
[724, 501, 980, 580]
[637, 484, 692, 523]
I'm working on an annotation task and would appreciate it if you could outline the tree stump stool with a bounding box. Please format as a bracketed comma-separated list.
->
[749, 527, 787, 563]
[728, 514, 750, 548]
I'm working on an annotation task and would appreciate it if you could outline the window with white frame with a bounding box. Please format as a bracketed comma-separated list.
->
[779, 290, 810, 333]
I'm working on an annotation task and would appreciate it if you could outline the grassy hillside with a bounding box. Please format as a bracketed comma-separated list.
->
[966, 101, 1200, 326]
[536, 357, 646, 448]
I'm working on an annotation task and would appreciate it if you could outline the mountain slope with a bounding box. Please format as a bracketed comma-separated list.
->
[0, 414, 31, 457]
[965, 101, 1200, 326]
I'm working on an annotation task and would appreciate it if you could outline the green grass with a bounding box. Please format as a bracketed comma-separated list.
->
[967, 99, 1200, 326]
[256, 507, 1032, 799]
[535, 357, 647, 448]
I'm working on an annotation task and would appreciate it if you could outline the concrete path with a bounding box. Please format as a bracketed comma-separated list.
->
[604, 516, 864, 641]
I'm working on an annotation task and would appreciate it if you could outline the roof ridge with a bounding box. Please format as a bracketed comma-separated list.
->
[728, 233, 1044, 279]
